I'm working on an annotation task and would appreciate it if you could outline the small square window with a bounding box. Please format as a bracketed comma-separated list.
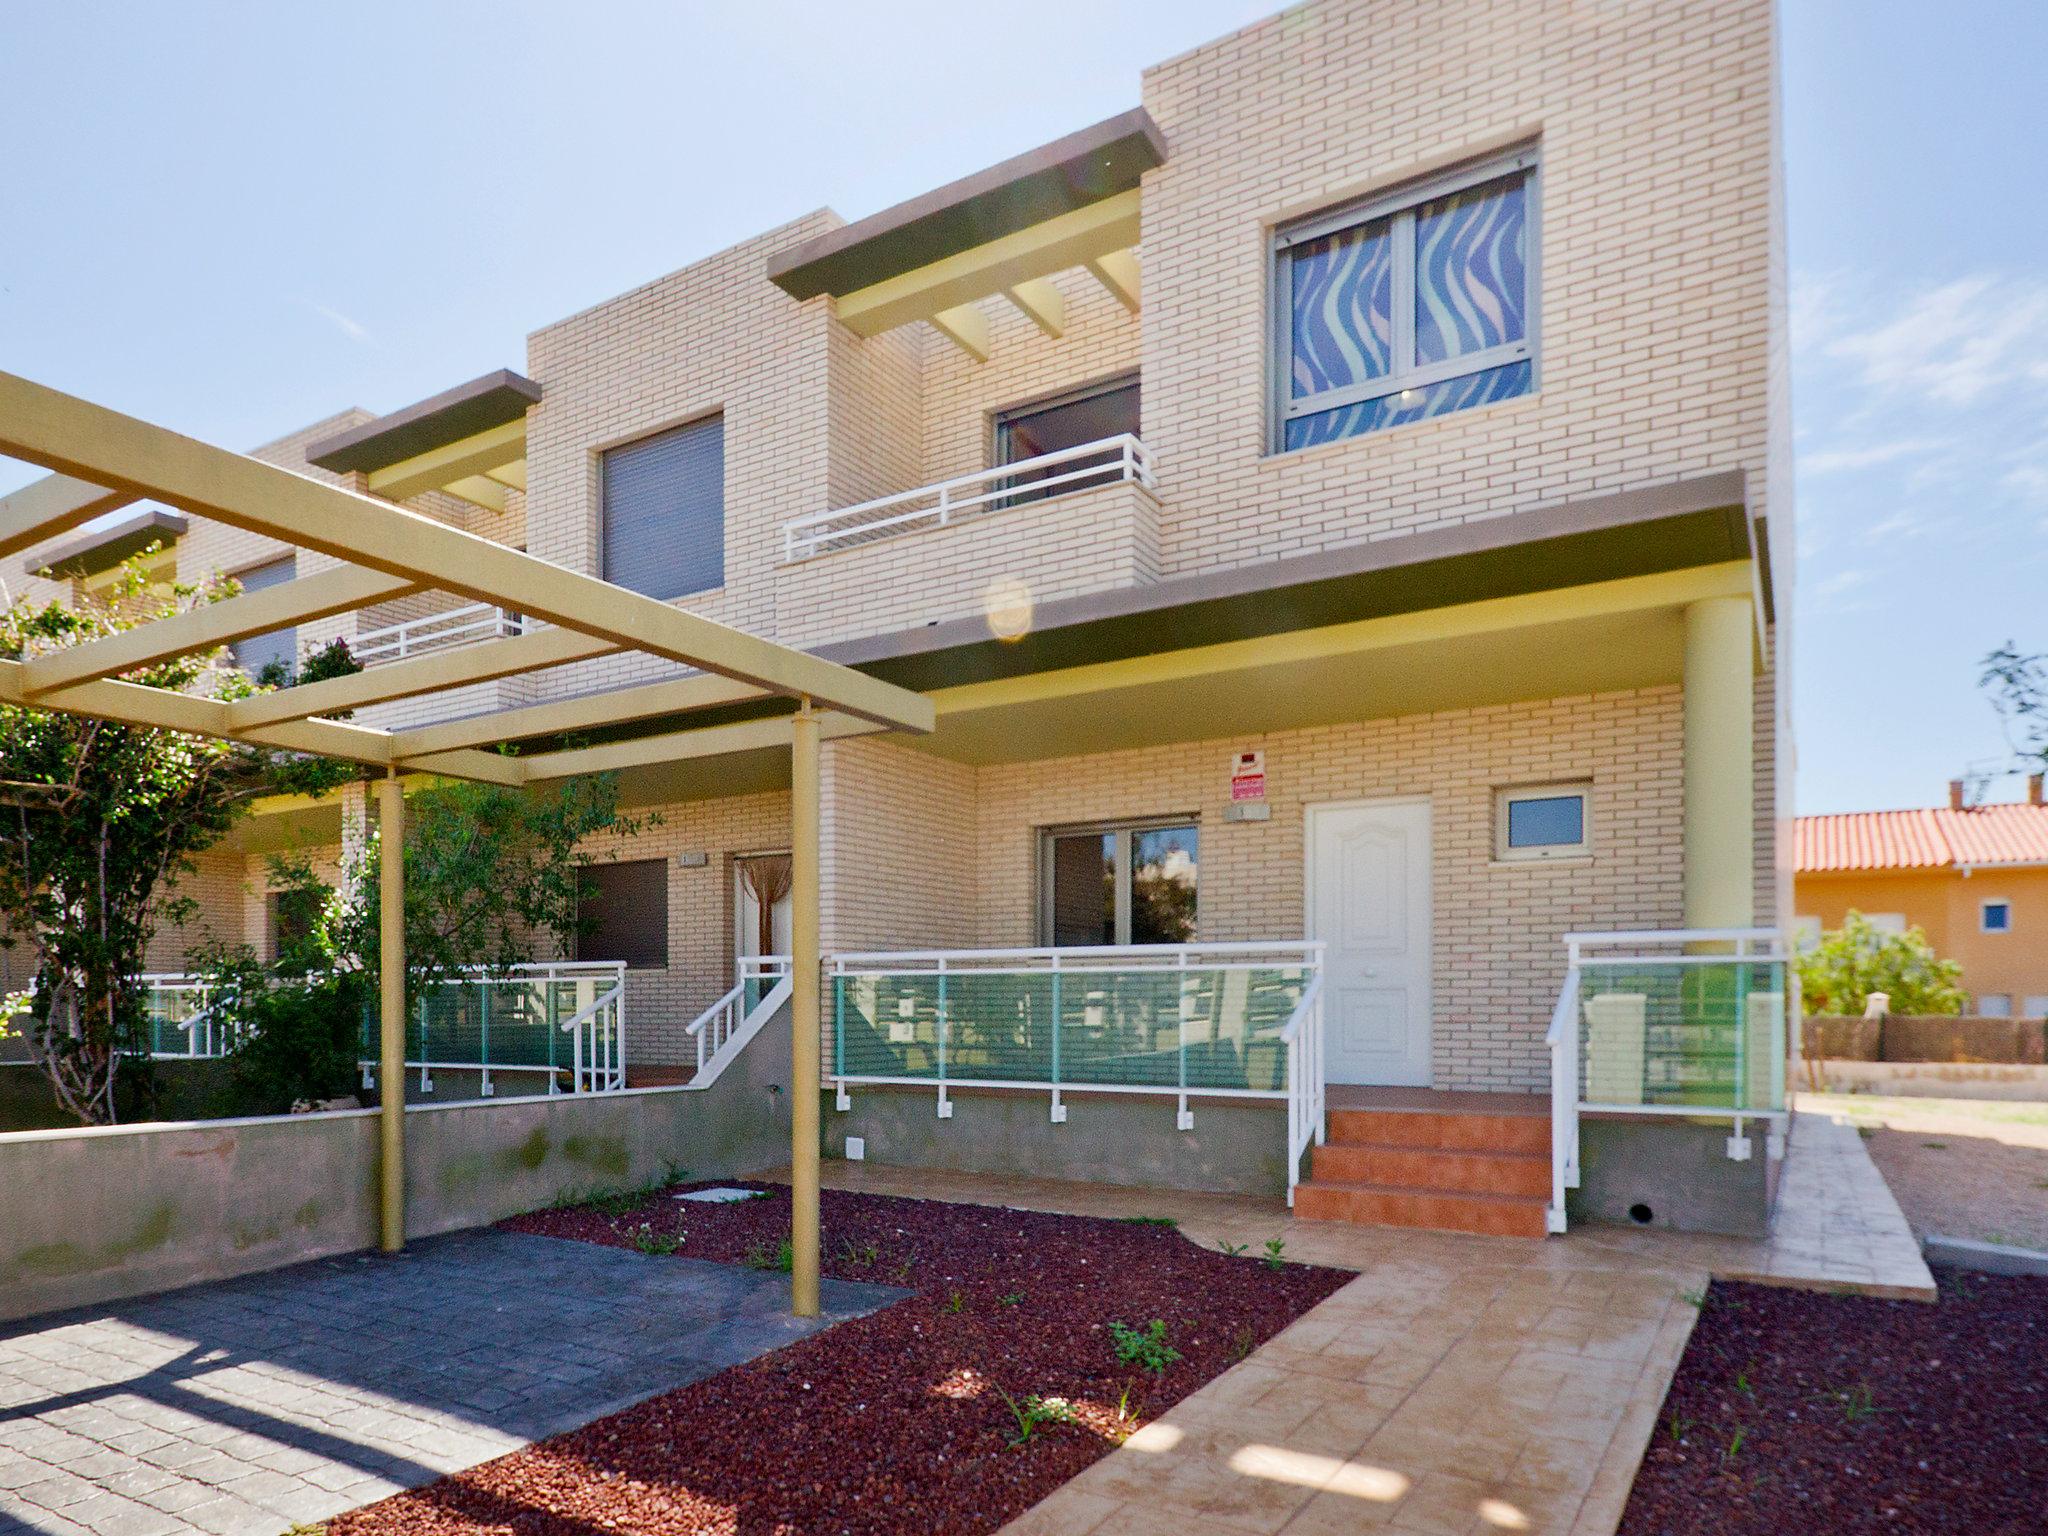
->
[1982, 900, 2013, 933]
[1495, 784, 1589, 861]
[1978, 994, 2014, 1018]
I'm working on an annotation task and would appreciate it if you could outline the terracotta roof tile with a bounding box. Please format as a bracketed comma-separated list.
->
[1796, 803, 2048, 873]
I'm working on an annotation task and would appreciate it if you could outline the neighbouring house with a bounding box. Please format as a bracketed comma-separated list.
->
[1796, 778, 2048, 1020]
[10, 0, 1793, 1241]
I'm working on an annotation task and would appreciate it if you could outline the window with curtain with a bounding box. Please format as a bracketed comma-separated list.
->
[735, 853, 793, 959]
[1040, 818, 1198, 946]
[576, 860, 670, 969]
[601, 414, 725, 600]
[230, 555, 298, 680]
[1274, 146, 1536, 452]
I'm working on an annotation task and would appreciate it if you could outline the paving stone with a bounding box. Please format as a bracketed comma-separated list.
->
[0, 1228, 902, 1536]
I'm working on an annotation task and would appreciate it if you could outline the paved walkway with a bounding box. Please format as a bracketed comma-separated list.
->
[0, 1230, 902, 1536]
[780, 1106, 1932, 1536]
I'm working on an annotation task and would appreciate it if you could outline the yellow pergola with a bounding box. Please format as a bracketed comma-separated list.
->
[0, 369, 936, 1317]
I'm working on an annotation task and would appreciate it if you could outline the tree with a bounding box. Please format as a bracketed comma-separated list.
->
[1795, 911, 1966, 1017]
[1982, 641, 2048, 773]
[0, 556, 356, 1124]
[260, 775, 654, 990]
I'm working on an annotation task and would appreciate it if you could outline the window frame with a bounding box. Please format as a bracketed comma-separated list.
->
[1981, 898, 2013, 934]
[597, 411, 727, 601]
[1269, 144, 1541, 453]
[991, 373, 1142, 468]
[1037, 814, 1199, 947]
[1493, 782, 1591, 863]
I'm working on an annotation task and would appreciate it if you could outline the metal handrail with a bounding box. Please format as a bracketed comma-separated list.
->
[1544, 965, 1581, 1234]
[684, 956, 793, 1085]
[1281, 971, 1326, 1208]
[784, 434, 1155, 561]
[353, 602, 526, 666]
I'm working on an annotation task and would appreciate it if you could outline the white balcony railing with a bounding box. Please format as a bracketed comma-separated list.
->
[827, 941, 1327, 1205]
[685, 955, 793, 1087]
[353, 602, 526, 667]
[784, 434, 1155, 562]
[1545, 928, 1789, 1234]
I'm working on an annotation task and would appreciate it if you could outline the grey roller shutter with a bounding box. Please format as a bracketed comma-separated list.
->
[601, 416, 724, 599]
[230, 555, 298, 679]
[576, 860, 669, 970]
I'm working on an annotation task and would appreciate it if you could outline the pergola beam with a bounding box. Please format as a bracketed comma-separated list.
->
[390, 669, 767, 760]
[0, 371, 934, 734]
[1084, 249, 1140, 313]
[225, 626, 617, 730]
[1002, 278, 1066, 339]
[515, 710, 876, 781]
[0, 474, 136, 563]
[19, 566, 418, 696]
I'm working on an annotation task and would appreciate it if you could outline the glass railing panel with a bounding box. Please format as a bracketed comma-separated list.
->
[1577, 959, 1786, 1112]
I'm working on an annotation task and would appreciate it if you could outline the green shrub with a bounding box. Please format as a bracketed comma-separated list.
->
[217, 972, 368, 1115]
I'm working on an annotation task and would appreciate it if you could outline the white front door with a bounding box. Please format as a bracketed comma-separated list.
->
[1307, 799, 1433, 1086]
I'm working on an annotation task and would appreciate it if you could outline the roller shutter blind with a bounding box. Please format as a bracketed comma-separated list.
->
[601, 416, 725, 599]
[230, 555, 298, 679]
[576, 859, 669, 970]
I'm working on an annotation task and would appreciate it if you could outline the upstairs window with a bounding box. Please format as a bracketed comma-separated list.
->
[1274, 146, 1536, 452]
[1982, 900, 2013, 933]
[230, 555, 298, 680]
[601, 415, 725, 599]
[994, 376, 1140, 504]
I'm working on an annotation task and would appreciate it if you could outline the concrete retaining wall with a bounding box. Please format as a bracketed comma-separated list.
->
[1568, 1114, 1780, 1238]
[832, 1085, 1288, 1196]
[1812, 1059, 2048, 1100]
[0, 1006, 799, 1324]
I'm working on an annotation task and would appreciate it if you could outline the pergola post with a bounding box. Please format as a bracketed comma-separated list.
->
[790, 703, 821, 1317]
[376, 772, 407, 1253]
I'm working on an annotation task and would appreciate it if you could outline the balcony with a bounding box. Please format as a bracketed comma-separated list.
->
[353, 602, 526, 667]
[776, 436, 1162, 649]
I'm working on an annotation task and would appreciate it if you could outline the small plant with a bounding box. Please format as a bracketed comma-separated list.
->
[629, 1225, 681, 1256]
[1115, 1381, 1138, 1422]
[1217, 1240, 1249, 1258]
[1226, 1324, 1258, 1364]
[1724, 1425, 1748, 1463]
[999, 1292, 1023, 1307]
[1262, 1237, 1287, 1271]
[1816, 1382, 1881, 1423]
[835, 1238, 880, 1268]
[1733, 1362, 1756, 1399]
[994, 1388, 1076, 1449]
[742, 1235, 795, 1272]
[1665, 1411, 1695, 1444]
[1679, 1287, 1708, 1309]
[944, 1290, 966, 1314]
[1120, 1215, 1179, 1229]
[749, 1189, 776, 1201]
[1108, 1318, 1182, 1376]
[1921, 1141, 1949, 1150]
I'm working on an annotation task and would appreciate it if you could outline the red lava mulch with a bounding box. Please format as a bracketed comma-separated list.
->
[327, 1181, 1349, 1536]
[1619, 1268, 2048, 1536]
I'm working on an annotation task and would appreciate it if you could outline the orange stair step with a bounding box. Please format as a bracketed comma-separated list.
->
[1294, 1179, 1550, 1239]
[1309, 1140, 1551, 1199]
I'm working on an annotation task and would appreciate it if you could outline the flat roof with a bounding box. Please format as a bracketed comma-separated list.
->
[305, 368, 540, 475]
[25, 508, 188, 579]
[766, 107, 1167, 301]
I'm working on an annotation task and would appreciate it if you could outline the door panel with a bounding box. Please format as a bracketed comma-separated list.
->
[1310, 800, 1432, 1086]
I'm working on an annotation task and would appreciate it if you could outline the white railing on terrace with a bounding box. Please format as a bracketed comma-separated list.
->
[827, 942, 1327, 1206]
[353, 602, 526, 667]
[141, 973, 232, 1058]
[685, 956, 793, 1087]
[783, 434, 1155, 562]
[1545, 928, 1789, 1234]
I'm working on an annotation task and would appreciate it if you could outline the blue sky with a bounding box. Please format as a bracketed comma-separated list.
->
[1, 1, 2041, 815]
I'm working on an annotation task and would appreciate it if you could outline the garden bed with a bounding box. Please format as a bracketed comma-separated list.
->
[1620, 1269, 2048, 1535]
[328, 1180, 1349, 1536]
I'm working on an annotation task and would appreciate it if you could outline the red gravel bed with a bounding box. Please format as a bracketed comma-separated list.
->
[1619, 1269, 2048, 1536]
[328, 1181, 1348, 1536]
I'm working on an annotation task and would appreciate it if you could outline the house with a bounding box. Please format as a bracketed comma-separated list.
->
[1796, 778, 2048, 1019]
[10, 0, 1792, 1240]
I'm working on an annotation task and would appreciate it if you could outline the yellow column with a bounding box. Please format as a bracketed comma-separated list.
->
[790, 704, 822, 1317]
[376, 773, 406, 1253]
[1682, 596, 1755, 931]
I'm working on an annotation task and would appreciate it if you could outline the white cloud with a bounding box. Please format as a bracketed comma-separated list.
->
[1813, 568, 1871, 601]
[306, 301, 370, 343]
[1825, 275, 2048, 408]
[1797, 437, 1945, 476]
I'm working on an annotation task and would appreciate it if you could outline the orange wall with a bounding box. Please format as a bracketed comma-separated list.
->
[1796, 866, 2048, 1013]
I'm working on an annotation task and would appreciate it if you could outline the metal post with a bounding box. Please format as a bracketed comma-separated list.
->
[790, 703, 822, 1318]
[376, 773, 405, 1254]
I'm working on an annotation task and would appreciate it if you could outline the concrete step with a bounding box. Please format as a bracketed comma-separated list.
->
[1325, 1106, 1550, 1156]
[1294, 1178, 1551, 1239]
[1309, 1140, 1551, 1199]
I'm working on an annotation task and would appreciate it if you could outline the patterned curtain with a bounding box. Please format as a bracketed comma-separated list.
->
[738, 854, 793, 956]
